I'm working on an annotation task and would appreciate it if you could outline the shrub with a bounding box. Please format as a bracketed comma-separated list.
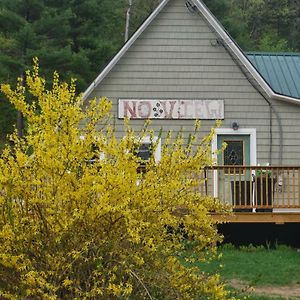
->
[0, 61, 231, 299]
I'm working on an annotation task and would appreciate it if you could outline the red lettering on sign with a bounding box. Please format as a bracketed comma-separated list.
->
[123, 101, 137, 118]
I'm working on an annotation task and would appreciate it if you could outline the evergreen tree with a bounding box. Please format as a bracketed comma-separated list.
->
[0, 0, 127, 141]
[0, 0, 45, 139]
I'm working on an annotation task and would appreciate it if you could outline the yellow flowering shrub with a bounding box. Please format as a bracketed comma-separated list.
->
[0, 62, 231, 299]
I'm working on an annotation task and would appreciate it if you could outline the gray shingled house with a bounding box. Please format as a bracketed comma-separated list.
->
[83, 0, 300, 223]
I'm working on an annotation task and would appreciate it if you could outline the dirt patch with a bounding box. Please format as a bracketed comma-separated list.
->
[228, 279, 300, 299]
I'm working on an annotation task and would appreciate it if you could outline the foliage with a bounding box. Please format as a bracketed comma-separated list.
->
[0, 63, 230, 299]
[206, 0, 299, 52]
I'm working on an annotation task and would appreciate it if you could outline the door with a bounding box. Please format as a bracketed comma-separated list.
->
[217, 135, 251, 209]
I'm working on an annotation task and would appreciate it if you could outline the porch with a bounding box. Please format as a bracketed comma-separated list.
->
[200, 166, 300, 224]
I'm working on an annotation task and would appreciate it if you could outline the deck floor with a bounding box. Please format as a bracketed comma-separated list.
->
[212, 212, 300, 224]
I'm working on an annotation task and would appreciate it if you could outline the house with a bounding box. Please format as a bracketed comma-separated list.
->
[83, 0, 300, 224]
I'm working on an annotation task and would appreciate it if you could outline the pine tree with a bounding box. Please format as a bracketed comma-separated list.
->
[0, 0, 127, 141]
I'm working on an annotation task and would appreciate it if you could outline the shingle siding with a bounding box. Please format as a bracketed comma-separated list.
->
[89, 0, 300, 165]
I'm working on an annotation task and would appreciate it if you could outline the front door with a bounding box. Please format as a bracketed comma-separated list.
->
[217, 134, 251, 209]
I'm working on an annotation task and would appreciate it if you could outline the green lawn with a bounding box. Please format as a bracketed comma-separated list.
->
[202, 244, 300, 286]
[245, 296, 288, 300]
[197, 244, 300, 299]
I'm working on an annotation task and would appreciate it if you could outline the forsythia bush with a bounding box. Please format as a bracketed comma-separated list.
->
[0, 61, 231, 299]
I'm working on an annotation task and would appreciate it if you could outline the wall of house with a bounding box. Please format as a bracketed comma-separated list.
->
[269, 98, 300, 165]
[87, 0, 300, 166]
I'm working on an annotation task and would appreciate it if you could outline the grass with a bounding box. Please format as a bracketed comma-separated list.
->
[245, 296, 288, 300]
[201, 244, 300, 286]
[191, 244, 300, 299]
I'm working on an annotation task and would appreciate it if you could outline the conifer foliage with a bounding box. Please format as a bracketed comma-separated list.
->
[0, 63, 230, 299]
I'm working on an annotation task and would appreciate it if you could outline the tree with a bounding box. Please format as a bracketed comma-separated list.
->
[128, 0, 160, 38]
[0, 0, 127, 141]
[0, 0, 46, 139]
[206, 0, 297, 52]
[0, 62, 230, 299]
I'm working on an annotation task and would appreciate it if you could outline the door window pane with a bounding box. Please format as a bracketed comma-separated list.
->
[224, 140, 244, 165]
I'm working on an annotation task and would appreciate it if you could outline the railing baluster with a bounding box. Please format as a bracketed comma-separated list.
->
[255, 167, 258, 208]
[282, 167, 285, 208]
[298, 168, 300, 208]
[275, 167, 279, 208]
[250, 167, 253, 210]
[227, 167, 230, 207]
[287, 168, 291, 208]
[260, 167, 263, 208]
[222, 167, 225, 204]
[265, 167, 269, 208]
[233, 167, 236, 208]
[239, 167, 242, 208]
[217, 168, 220, 199]
[244, 166, 247, 208]
[293, 168, 296, 208]
[271, 167, 274, 209]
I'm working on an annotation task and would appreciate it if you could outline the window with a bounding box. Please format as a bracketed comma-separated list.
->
[137, 143, 151, 161]
[134, 136, 161, 173]
[135, 136, 161, 164]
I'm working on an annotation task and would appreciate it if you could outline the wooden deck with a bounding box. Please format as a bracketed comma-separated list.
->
[201, 166, 300, 224]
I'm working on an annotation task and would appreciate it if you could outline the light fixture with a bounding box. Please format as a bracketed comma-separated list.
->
[231, 122, 239, 131]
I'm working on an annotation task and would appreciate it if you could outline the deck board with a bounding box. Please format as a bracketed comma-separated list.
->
[212, 212, 300, 224]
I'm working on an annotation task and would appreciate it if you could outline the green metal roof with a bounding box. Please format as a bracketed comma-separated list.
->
[246, 52, 300, 99]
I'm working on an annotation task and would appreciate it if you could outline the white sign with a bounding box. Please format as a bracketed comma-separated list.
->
[118, 99, 224, 120]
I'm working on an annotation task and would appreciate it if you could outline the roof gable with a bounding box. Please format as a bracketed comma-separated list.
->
[83, 0, 300, 104]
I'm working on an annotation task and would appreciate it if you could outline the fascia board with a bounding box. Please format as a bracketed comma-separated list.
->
[82, 0, 171, 102]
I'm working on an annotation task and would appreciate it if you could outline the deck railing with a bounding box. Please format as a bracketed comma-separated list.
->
[199, 166, 300, 211]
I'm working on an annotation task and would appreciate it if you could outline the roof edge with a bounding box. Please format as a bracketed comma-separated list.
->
[246, 52, 300, 56]
[82, 0, 171, 101]
[272, 94, 300, 105]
